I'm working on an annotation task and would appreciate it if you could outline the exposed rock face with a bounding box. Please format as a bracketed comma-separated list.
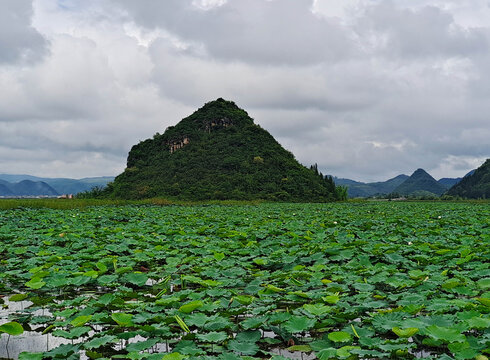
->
[204, 117, 233, 132]
[168, 136, 190, 153]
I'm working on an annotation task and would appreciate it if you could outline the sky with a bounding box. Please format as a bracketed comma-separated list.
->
[1, 0, 489, 182]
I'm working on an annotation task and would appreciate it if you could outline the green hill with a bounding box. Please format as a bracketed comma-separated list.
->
[446, 159, 490, 199]
[107, 98, 343, 201]
[393, 168, 446, 196]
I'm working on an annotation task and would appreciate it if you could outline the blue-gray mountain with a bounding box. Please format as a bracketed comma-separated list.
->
[334, 169, 474, 198]
[333, 175, 409, 198]
[0, 175, 114, 197]
[0, 179, 58, 197]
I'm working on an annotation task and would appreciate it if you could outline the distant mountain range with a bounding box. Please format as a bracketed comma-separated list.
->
[333, 175, 409, 198]
[0, 179, 58, 197]
[334, 169, 475, 198]
[1, 161, 484, 199]
[0, 175, 114, 197]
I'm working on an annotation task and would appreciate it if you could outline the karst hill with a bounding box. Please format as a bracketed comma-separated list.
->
[447, 158, 490, 199]
[393, 168, 447, 197]
[108, 98, 343, 201]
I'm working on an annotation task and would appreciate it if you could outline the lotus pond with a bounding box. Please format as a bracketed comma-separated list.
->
[0, 202, 488, 359]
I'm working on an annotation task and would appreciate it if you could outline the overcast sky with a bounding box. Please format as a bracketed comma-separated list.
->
[1, 0, 489, 182]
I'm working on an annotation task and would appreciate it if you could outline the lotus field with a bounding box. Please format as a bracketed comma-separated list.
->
[0, 202, 489, 359]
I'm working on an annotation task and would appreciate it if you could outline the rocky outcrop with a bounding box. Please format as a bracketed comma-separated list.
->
[204, 117, 233, 133]
[168, 136, 190, 153]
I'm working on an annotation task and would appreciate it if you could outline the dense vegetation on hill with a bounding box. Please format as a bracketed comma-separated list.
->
[393, 169, 447, 196]
[447, 159, 490, 199]
[102, 99, 345, 201]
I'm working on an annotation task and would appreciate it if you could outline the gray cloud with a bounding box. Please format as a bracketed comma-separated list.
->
[0, 0, 48, 64]
[358, 2, 488, 59]
[116, 0, 355, 65]
[0, 0, 488, 181]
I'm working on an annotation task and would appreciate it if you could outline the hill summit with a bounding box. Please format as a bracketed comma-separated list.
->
[393, 168, 446, 196]
[108, 98, 343, 201]
[447, 159, 490, 199]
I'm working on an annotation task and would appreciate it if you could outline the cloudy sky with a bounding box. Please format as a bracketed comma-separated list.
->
[1, 0, 489, 182]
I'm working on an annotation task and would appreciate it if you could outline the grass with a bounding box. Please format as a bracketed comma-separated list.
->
[1, 197, 486, 210]
[0, 198, 265, 210]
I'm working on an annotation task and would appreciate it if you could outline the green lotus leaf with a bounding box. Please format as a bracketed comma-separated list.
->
[202, 279, 222, 287]
[234, 295, 254, 305]
[467, 316, 490, 329]
[125, 272, 148, 287]
[84, 335, 117, 349]
[186, 313, 208, 327]
[476, 297, 490, 307]
[25, 277, 46, 289]
[392, 327, 419, 337]
[288, 290, 310, 298]
[96, 274, 118, 285]
[196, 331, 228, 343]
[161, 353, 186, 360]
[287, 345, 312, 352]
[9, 293, 28, 302]
[448, 342, 479, 359]
[303, 303, 332, 316]
[111, 312, 134, 327]
[126, 338, 160, 352]
[96, 261, 108, 273]
[265, 284, 286, 293]
[442, 279, 462, 289]
[322, 294, 340, 304]
[253, 258, 268, 265]
[228, 340, 259, 355]
[19, 353, 43, 360]
[214, 252, 225, 261]
[0, 321, 24, 336]
[477, 278, 490, 289]
[241, 316, 266, 329]
[336, 346, 361, 358]
[316, 348, 337, 360]
[284, 316, 316, 333]
[53, 326, 90, 339]
[408, 269, 427, 280]
[235, 330, 261, 343]
[82, 270, 98, 278]
[70, 315, 92, 327]
[179, 300, 204, 313]
[425, 325, 466, 343]
[328, 331, 352, 343]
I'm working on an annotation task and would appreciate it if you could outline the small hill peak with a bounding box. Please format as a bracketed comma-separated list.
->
[108, 99, 343, 201]
[412, 168, 431, 177]
[394, 168, 446, 196]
